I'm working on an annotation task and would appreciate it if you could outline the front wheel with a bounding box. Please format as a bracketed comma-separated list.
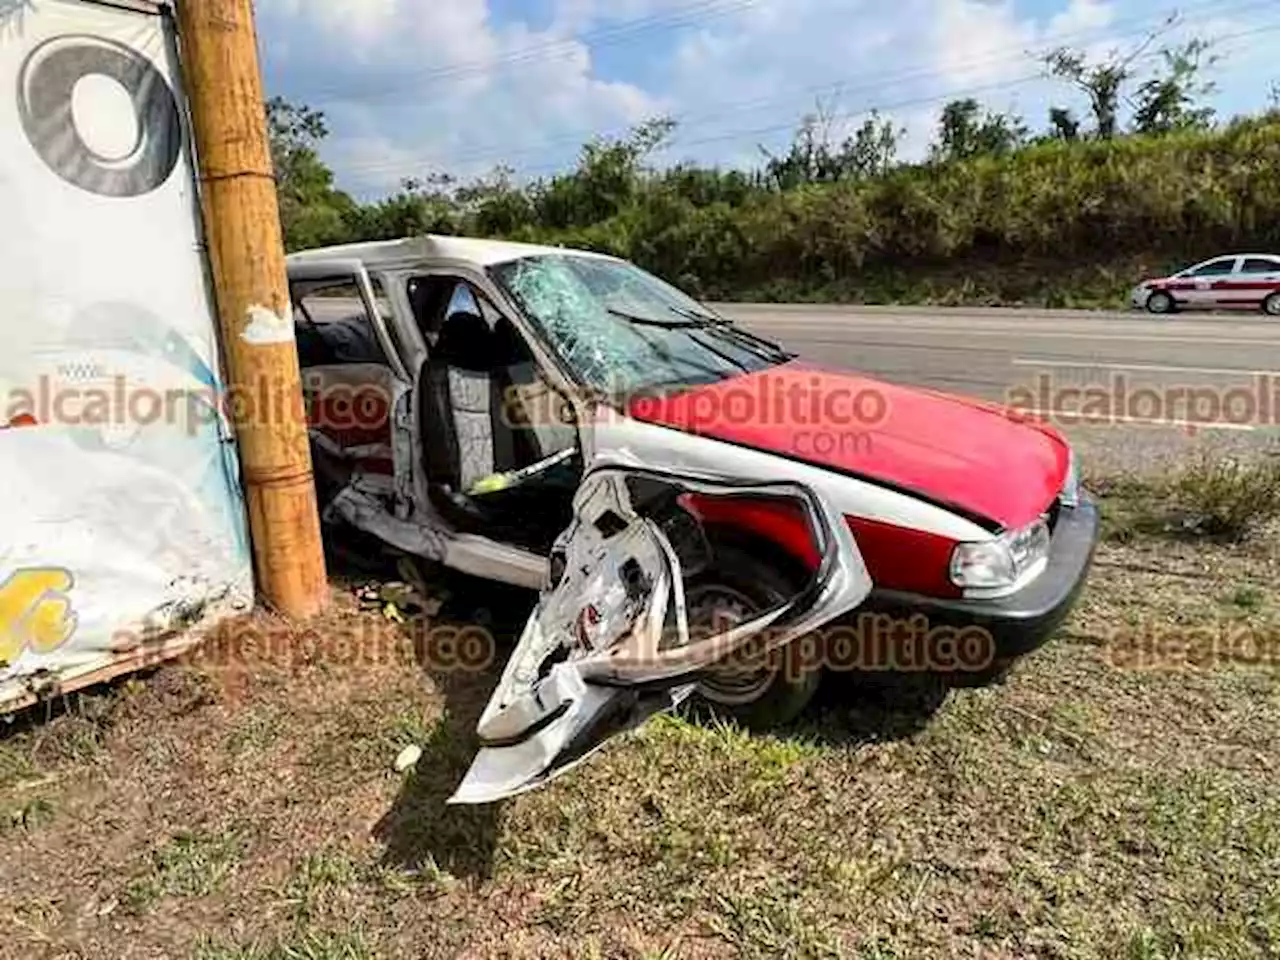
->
[684, 543, 821, 731]
[1263, 292, 1280, 316]
[1146, 290, 1175, 315]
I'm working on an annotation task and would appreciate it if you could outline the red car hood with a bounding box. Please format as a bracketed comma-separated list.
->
[627, 361, 1070, 530]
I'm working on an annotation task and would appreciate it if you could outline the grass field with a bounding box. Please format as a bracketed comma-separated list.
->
[2, 476, 1278, 960]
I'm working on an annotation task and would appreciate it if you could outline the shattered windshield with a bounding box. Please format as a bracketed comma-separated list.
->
[490, 254, 791, 395]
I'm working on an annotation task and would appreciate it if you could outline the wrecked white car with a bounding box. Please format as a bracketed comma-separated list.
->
[286, 236, 1099, 803]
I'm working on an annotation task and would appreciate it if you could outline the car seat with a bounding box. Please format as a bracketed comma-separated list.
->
[417, 310, 572, 549]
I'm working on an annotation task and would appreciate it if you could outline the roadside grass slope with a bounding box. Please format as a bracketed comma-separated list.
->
[538, 116, 1280, 306]
[1, 466, 1278, 959]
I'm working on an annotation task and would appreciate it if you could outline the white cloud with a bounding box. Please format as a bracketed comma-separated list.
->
[268, 0, 403, 53]
[1049, 0, 1114, 37]
[928, 0, 1037, 87]
[255, 0, 1278, 197]
[258, 0, 664, 194]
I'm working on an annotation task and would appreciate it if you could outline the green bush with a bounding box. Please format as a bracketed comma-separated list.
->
[498, 117, 1280, 303]
[1168, 452, 1280, 541]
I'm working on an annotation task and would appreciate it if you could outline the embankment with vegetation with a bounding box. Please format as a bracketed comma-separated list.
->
[509, 118, 1280, 307]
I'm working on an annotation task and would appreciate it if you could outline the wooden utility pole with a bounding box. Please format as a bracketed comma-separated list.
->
[176, 0, 328, 618]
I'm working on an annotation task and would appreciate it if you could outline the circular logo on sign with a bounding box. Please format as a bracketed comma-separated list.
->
[17, 34, 181, 197]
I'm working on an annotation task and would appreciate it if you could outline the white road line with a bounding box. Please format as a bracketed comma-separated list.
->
[741, 321, 1278, 346]
[1016, 409, 1257, 432]
[1013, 358, 1280, 377]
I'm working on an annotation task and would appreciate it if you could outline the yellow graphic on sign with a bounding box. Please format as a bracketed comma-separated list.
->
[0, 568, 78, 668]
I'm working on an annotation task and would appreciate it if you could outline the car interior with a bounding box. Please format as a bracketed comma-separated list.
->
[407, 276, 583, 554]
[292, 272, 586, 555]
[290, 278, 401, 511]
[294, 306, 389, 367]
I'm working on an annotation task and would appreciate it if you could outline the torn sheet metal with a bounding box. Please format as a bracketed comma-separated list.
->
[450, 457, 873, 804]
[0, 1, 254, 708]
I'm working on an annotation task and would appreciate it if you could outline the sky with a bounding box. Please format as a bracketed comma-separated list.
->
[255, 0, 1280, 199]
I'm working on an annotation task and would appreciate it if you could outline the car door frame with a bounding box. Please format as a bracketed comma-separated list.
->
[289, 258, 415, 509]
[367, 259, 601, 589]
[1207, 255, 1246, 309]
[1223, 255, 1280, 309]
[290, 258, 413, 383]
[387, 258, 587, 406]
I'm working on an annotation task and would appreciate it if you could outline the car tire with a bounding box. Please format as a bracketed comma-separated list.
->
[1146, 290, 1175, 314]
[1263, 292, 1280, 316]
[683, 543, 822, 731]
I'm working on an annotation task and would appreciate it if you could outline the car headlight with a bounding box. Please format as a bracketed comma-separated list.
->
[950, 518, 1051, 592]
[1060, 450, 1082, 508]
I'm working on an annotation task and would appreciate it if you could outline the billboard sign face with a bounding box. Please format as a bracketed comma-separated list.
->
[0, 0, 254, 704]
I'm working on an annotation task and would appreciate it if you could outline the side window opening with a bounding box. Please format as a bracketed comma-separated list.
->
[408, 274, 511, 344]
[293, 277, 393, 369]
[408, 275, 465, 345]
[1241, 258, 1280, 274]
[1187, 259, 1236, 278]
[447, 283, 482, 321]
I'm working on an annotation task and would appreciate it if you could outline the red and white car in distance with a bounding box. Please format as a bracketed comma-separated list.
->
[286, 237, 1100, 803]
[1131, 253, 1280, 315]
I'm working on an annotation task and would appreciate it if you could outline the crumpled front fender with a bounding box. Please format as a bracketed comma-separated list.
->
[449, 455, 873, 805]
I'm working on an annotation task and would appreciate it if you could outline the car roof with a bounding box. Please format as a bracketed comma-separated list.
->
[286, 235, 620, 271]
[1191, 253, 1280, 261]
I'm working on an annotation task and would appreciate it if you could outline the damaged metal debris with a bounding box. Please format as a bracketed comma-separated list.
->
[449, 458, 872, 805]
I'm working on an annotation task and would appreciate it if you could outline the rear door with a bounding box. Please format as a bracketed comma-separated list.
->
[290, 264, 408, 496]
[1221, 256, 1280, 308]
[449, 459, 873, 805]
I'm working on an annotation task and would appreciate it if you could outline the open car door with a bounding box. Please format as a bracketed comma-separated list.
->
[450, 457, 874, 805]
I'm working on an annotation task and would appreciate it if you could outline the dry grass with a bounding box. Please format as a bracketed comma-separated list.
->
[1094, 449, 1280, 545]
[1167, 452, 1280, 541]
[1, 482, 1278, 960]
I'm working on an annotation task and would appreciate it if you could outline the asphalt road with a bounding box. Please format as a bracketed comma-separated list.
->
[710, 304, 1280, 472]
[715, 303, 1279, 407]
